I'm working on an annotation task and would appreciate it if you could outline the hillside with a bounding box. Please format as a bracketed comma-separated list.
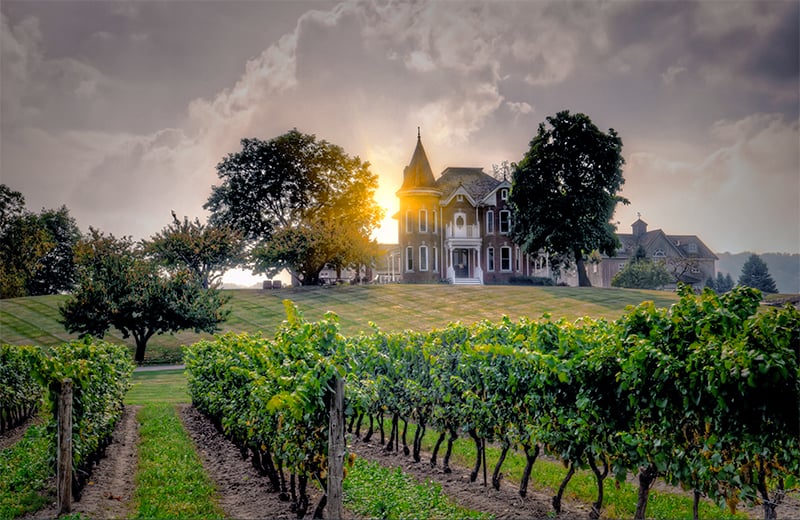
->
[716, 252, 799, 294]
[0, 285, 678, 364]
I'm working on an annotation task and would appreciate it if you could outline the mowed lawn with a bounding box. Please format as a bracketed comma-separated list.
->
[0, 284, 678, 363]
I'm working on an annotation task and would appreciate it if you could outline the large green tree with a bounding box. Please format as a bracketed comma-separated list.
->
[143, 211, 245, 289]
[509, 111, 628, 286]
[205, 130, 384, 285]
[0, 185, 81, 298]
[738, 253, 778, 295]
[60, 229, 229, 363]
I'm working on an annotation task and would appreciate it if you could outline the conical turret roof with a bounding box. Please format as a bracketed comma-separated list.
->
[400, 132, 437, 191]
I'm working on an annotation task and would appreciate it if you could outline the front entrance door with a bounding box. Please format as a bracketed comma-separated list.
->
[454, 249, 469, 278]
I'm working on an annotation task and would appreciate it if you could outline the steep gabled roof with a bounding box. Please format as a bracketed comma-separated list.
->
[400, 135, 437, 191]
[436, 167, 499, 204]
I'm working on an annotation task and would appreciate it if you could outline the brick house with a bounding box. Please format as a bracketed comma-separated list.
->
[394, 133, 551, 284]
[392, 133, 716, 288]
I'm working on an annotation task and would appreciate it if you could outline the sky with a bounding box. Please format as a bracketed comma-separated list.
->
[2, 0, 799, 286]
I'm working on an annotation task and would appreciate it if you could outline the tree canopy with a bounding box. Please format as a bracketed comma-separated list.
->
[738, 253, 778, 295]
[143, 211, 245, 289]
[611, 255, 672, 290]
[60, 229, 229, 362]
[0, 185, 81, 298]
[205, 130, 384, 285]
[509, 111, 627, 286]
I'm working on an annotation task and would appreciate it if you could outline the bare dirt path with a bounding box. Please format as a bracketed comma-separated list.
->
[178, 404, 328, 520]
[24, 405, 140, 520]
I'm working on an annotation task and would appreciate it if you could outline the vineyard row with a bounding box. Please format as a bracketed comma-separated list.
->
[184, 286, 800, 520]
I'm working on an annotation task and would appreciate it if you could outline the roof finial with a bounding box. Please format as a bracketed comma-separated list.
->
[417, 126, 421, 140]
[637, 211, 641, 219]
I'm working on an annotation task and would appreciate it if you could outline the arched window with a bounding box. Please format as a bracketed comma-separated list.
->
[405, 211, 413, 234]
[406, 246, 413, 271]
[486, 210, 495, 234]
[419, 209, 428, 233]
[500, 246, 511, 271]
[487, 247, 495, 271]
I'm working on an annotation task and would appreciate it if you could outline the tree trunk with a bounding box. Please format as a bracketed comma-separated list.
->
[634, 464, 659, 520]
[469, 429, 482, 483]
[134, 336, 148, 364]
[492, 439, 510, 490]
[431, 431, 446, 467]
[519, 443, 540, 497]
[553, 461, 575, 514]
[575, 249, 592, 287]
[443, 428, 457, 474]
[587, 454, 609, 520]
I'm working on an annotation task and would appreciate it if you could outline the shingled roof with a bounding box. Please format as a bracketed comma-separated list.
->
[436, 167, 500, 202]
[400, 135, 437, 191]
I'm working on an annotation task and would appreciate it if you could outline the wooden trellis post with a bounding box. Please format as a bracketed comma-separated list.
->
[57, 379, 73, 515]
[327, 377, 345, 519]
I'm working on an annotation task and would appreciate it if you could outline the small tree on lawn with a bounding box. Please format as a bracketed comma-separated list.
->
[738, 253, 778, 294]
[60, 229, 229, 363]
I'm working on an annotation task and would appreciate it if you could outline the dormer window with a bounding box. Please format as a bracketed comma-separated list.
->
[500, 189, 509, 201]
[653, 249, 665, 258]
[687, 243, 698, 254]
[457, 194, 464, 202]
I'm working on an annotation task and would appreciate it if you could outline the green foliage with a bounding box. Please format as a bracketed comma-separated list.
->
[0, 344, 43, 433]
[35, 338, 135, 484]
[738, 253, 778, 294]
[60, 229, 230, 362]
[509, 111, 628, 286]
[184, 301, 347, 517]
[0, 423, 52, 519]
[611, 259, 673, 289]
[0, 185, 81, 299]
[707, 272, 735, 294]
[205, 130, 384, 285]
[144, 211, 245, 289]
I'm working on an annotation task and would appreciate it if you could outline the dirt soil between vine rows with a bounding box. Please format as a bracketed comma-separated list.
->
[9, 404, 800, 520]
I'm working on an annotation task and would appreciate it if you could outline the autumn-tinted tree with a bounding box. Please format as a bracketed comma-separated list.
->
[510, 111, 627, 286]
[738, 253, 778, 294]
[205, 130, 384, 285]
[60, 229, 229, 363]
[143, 211, 245, 289]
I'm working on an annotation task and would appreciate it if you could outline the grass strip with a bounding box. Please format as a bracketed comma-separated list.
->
[0, 423, 53, 519]
[404, 423, 746, 520]
[132, 404, 223, 519]
[344, 456, 491, 520]
[126, 369, 190, 405]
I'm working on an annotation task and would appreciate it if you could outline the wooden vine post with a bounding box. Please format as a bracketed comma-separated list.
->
[57, 379, 73, 515]
[327, 376, 345, 519]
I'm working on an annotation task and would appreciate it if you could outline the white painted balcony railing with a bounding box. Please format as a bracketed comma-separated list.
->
[445, 223, 480, 239]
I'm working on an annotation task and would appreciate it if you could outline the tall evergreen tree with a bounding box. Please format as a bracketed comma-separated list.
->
[738, 254, 778, 294]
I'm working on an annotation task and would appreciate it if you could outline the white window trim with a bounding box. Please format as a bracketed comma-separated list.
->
[419, 245, 429, 271]
[500, 189, 508, 201]
[419, 209, 428, 233]
[487, 247, 495, 272]
[406, 246, 414, 271]
[499, 210, 511, 234]
[500, 246, 512, 272]
[405, 211, 413, 234]
[486, 210, 495, 234]
[433, 246, 438, 271]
